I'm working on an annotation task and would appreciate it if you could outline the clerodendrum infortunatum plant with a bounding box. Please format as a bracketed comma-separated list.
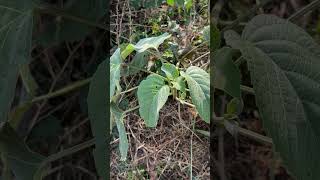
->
[106, 32, 210, 161]
[214, 14, 320, 180]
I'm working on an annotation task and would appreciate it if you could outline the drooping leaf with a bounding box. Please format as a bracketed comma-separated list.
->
[123, 51, 149, 76]
[137, 75, 170, 127]
[213, 47, 241, 98]
[110, 48, 121, 99]
[134, 33, 171, 53]
[35, 0, 107, 45]
[0, 1, 34, 122]
[110, 104, 128, 161]
[225, 14, 320, 180]
[181, 66, 210, 123]
[0, 122, 46, 180]
[161, 63, 179, 80]
[87, 60, 108, 179]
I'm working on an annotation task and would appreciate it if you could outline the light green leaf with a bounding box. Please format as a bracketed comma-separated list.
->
[225, 14, 320, 180]
[121, 44, 135, 59]
[161, 63, 179, 80]
[134, 33, 171, 53]
[0, 122, 46, 180]
[110, 104, 128, 161]
[167, 0, 174, 6]
[87, 60, 108, 179]
[213, 47, 241, 98]
[35, 0, 107, 45]
[0, 1, 34, 122]
[110, 48, 121, 99]
[137, 75, 170, 127]
[184, 0, 192, 11]
[181, 66, 210, 123]
[173, 76, 186, 92]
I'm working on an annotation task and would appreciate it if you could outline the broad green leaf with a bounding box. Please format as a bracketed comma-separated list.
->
[110, 48, 121, 99]
[161, 63, 179, 80]
[87, 60, 108, 179]
[137, 75, 170, 127]
[121, 44, 135, 59]
[0, 1, 34, 122]
[213, 47, 241, 98]
[0, 122, 46, 180]
[110, 104, 128, 161]
[35, 0, 107, 45]
[167, 0, 174, 6]
[173, 76, 186, 92]
[225, 14, 320, 180]
[181, 66, 210, 123]
[134, 33, 171, 53]
[130, 0, 163, 9]
[124, 52, 149, 76]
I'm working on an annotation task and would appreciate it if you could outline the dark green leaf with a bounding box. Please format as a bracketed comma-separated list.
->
[0, 1, 34, 122]
[0, 122, 46, 180]
[87, 60, 108, 179]
[35, 0, 107, 45]
[213, 47, 241, 98]
[225, 14, 320, 180]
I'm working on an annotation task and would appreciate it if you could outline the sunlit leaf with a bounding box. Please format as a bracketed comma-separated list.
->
[134, 33, 171, 53]
[161, 63, 179, 80]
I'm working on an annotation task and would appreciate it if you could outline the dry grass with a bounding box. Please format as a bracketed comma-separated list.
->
[111, 100, 210, 179]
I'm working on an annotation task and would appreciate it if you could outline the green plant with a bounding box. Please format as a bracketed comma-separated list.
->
[213, 10, 320, 180]
[107, 32, 210, 161]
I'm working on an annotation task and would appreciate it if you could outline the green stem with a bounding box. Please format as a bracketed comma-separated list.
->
[32, 78, 91, 103]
